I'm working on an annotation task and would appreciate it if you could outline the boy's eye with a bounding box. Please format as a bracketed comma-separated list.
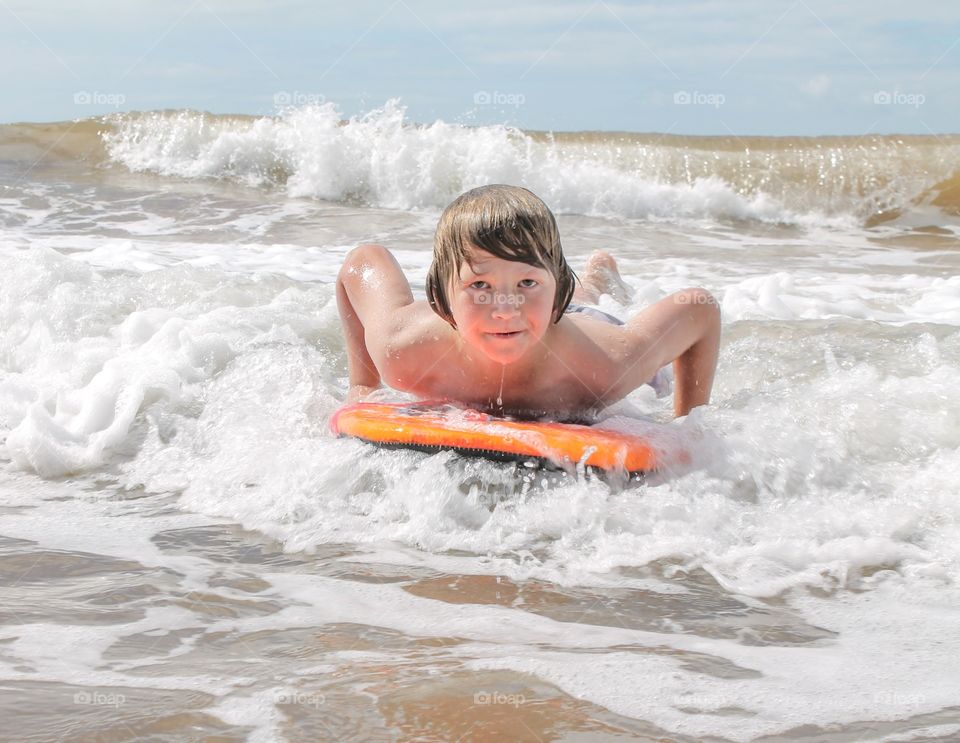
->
[518, 279, 538, 288]
[469, 281, 489, 290]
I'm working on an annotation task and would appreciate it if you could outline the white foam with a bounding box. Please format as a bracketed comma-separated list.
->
[2, 466, 958, 741]
[102, 102, 867, 228]
[0, 247, 340, 477]
[5, 110, 960, 741]
[1, 244, 958, 599]
[716, 271, 960, 325]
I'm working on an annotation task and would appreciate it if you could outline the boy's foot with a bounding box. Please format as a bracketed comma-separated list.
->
[574, 250, 635, 305]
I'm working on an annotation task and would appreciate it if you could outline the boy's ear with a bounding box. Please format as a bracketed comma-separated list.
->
[551, 266, 577, 323]
[426, 288, 457, 329]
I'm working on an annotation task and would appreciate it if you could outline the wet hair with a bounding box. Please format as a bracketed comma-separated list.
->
[426, 184, 576, 327]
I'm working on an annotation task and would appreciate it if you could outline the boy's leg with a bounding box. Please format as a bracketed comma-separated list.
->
[336, 244, 415, 401]
[573, 250, 635, 305]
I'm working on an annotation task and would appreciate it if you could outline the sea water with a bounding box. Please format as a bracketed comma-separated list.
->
[1, 102, 959, 741]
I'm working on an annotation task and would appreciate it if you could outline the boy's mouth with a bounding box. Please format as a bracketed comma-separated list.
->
[486, 330, 524, 338]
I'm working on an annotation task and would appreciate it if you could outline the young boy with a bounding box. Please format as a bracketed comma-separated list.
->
[336, 184, 719, 420]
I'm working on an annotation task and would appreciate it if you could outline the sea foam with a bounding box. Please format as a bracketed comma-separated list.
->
[100, 101, 960, 228]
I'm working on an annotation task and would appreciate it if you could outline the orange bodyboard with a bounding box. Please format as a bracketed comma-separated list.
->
[330, 401, 661, 474]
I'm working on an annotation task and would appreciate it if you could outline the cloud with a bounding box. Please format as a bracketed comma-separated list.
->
[802, 74, 831, 97]
[2, 0, 956, 133]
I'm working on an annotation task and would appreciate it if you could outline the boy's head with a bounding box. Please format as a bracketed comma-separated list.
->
[426, 185, 576, 328]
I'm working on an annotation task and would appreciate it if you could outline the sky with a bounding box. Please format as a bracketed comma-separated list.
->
[1, 0, 957, 135]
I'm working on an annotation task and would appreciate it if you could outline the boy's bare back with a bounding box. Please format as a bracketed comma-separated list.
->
[336, 242, 720, 419]
[336, 184, 718, 419]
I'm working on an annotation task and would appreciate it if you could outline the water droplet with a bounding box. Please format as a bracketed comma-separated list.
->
[496, 364, 505, 412]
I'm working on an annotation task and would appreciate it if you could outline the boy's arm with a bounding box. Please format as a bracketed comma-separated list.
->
[616, 288, 720, 417]
[336, 244, 416, 403]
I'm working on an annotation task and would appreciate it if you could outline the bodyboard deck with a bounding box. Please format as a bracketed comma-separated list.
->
[330, 401, 667, 475]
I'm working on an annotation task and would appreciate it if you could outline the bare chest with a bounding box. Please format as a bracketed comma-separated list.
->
[377, 309, 627, 417]
[403, 346, 621, 417]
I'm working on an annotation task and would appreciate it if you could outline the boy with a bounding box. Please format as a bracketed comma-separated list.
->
[336, 184, 719, 420]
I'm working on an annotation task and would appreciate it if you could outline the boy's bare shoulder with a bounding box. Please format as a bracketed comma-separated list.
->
[372, 300, 457, 382]
[550, 315, 654, 401]
[364, 299, 450, 348]
[558, 312, 633, 359]
[393, 300, 456, 346]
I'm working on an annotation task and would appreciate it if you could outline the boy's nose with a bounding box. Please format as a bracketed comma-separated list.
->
[491, 297, 520, 318]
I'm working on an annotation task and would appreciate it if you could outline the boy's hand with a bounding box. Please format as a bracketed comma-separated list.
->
[620, 287, 720, 418]
[336, 244, 417, 401]
[347, 384, 380, 404]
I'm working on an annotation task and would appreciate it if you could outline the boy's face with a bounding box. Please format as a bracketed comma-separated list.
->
[448, 247, 557, 365]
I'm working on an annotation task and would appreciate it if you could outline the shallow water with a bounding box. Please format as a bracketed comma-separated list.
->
[1, 106, 959, 741]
